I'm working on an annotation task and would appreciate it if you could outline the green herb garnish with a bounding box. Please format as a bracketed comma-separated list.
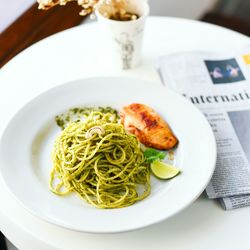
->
[143, 148, 166, 163]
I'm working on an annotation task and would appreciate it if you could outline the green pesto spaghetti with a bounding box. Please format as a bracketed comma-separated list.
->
[50, 111, 151, 208]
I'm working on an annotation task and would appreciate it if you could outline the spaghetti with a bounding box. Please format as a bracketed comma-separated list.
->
[50, 111, 150, 208]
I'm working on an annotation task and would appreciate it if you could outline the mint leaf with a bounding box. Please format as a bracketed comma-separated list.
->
[143, 148, 166, 163]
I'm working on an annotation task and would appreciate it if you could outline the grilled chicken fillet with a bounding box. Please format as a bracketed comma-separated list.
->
[120, 103, 178, 150]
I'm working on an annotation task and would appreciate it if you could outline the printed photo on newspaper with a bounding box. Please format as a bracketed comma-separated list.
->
[157, 47, 250, 210]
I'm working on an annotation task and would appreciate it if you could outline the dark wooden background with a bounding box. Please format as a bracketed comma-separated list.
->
[0, 2, 86, 68]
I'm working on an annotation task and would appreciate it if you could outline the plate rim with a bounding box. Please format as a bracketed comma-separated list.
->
[0, 76, 217, 233]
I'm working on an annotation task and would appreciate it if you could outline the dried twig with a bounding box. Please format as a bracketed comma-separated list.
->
[37, 0, 138, 20]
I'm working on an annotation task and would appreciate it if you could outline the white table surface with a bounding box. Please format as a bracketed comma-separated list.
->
[0, 17, 250, 250]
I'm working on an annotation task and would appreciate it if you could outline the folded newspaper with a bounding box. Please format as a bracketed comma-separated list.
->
[158, 47, 250, 210]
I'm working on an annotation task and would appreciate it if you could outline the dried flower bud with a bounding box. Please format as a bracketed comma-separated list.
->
[37, 0, 139, 19]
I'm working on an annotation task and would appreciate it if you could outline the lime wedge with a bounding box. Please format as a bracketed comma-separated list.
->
[150, 160, 181, 180]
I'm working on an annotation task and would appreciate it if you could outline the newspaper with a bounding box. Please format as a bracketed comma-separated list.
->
[158, 48, 250, 210]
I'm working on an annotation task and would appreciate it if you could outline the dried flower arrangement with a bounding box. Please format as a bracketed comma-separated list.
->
[37, 0, 139, 21]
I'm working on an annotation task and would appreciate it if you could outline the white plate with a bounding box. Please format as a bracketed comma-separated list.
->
[0, 77, 216, 233]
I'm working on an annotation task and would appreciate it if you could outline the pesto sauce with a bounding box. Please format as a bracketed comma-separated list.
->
[55, 107, 119, 130]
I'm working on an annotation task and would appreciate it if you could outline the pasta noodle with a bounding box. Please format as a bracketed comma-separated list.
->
[50, 111, 151, 208]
